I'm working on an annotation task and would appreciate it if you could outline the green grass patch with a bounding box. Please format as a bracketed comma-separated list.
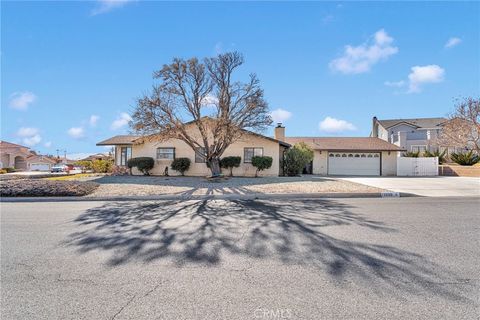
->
[45, 173, 94, 181]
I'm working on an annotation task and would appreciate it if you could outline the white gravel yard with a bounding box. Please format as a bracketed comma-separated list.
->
[85, 175, 384, 197]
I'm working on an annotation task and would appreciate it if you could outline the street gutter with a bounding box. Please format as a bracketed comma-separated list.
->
[0, 192, 417, 203]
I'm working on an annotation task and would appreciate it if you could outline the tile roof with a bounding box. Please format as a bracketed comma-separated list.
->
[0, 140, 30, 149]
[96, 135, 140, 146]
[285, 137, 405, 151]
[377, 117, 446, 129]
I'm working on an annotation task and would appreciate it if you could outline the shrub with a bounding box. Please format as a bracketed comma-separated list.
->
[74, 160, 93, 172]
[91, 159, 113, 173]
[283, 143, 315, 176]
[0, 169, 7, 174]
[127, 157, 155, 175]
[171, 157, 191, 176]
[3, 167, 16, 173]
[251, 156, 273, 177]
[403, 151, 420, 158]
[220, 156, 241, 176]
[424, 149, 447, 164]
[450, 151, 480, 166]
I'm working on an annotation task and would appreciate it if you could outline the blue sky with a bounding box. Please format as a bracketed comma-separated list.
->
[2, 1, 479, 158]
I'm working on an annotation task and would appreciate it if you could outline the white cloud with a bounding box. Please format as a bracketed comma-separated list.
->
[201, 94, 218, 107]
[91, 0, 133, 16]
[9, 91, 37, 110]
[445, 37, 462, 48]
[68, 127, 85, 139]
[384, 80, 405, 88]
[17, 127, 39, 137]
[408, 65, 445, 93]
[16, 127, 42, 146]
[89, 115, 100, 127]
[44, 141, 52, 148]
[270, 108, 292, 123]
[329, 29, 398, 74]
[110, 112, 132, 130]
[319, 117, 356, 133]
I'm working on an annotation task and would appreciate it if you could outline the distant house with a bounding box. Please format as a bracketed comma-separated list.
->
[0, 140, 32, 170]
[371, 116, 464, 155]
[80, 153, 113, 162]
[26, 155, 57, 171]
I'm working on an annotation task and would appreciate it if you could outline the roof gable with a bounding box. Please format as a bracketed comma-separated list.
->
[377, 117, 446, 129]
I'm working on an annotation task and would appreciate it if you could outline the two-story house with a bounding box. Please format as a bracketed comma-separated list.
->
[371, 116, 463, 155]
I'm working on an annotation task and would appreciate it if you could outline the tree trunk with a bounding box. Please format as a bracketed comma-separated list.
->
[209, 158, 221, 177]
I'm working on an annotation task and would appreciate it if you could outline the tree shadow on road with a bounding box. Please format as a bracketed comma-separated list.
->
[65, 199, 469, 301]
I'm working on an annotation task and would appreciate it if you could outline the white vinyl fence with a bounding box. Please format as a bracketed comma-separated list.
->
[397, 157, 438, 176]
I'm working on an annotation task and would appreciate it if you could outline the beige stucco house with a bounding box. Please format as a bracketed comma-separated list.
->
[0, 141, 32, 170]
[98, 120, 403, 177]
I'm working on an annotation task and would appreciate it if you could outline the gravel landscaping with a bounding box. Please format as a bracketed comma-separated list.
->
[85, 175, 384, 197]
[0, 179, 99, 197]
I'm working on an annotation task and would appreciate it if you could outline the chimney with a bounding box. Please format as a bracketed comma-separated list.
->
[371, 116, 378, 137]
[274, 123, 285, 141]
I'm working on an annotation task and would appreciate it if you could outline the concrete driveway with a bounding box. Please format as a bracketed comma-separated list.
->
[338, 176, 480, 197]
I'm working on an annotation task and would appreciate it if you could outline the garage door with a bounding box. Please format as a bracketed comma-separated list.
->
[30, 163, 51, 171]
[328, 152, 380, 176]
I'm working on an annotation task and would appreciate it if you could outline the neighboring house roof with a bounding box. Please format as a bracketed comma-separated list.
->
[377, 117, 446, 129]
[0, 140, 30, 149]
[285, 137, 405, 151]
[26, 155, 57, 164]
[96, 135, 140, 146]
[80, 153, 113, 161]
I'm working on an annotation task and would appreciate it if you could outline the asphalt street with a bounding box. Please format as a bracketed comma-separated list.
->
[1, 197, 479, 319]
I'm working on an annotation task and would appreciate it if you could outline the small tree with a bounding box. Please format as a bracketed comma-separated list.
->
[220, 156, 241, 176]
[74, 160, 93, 173]
[127, 157, 154, 175]
[251, 156, 272, 177]
[171, 158, 191, 176]
[92, 159, 113, 173]
[283, 143, 314, 176]
[440, 97, 480, 154]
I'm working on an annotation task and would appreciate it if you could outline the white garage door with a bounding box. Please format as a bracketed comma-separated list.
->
[328, 152, 380, 176]
[30, 163, 51, 171]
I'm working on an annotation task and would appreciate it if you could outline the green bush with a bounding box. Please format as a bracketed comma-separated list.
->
[91, 159, 113, 173]
[283, 143, 315, 176]
[220, 156, 241, 176]
[3, 167, 16, 173]
[74, 160, 93, 172]
[171, 157, 191, 176]
[251, 156, 273, 177]
[403, 151, 420, 158]
[127, 157, 155, 175]
[424, 149, 447, 164]
[450, 151, 479, 166]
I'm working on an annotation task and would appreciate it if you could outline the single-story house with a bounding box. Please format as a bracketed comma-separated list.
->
[1, 140, 33, 170]
[97, 121, 404, 177]
[26, 155, 57, 171]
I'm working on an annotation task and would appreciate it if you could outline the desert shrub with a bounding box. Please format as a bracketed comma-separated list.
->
[171, 157, 191, 176]
[424, 149, 447, 164]
[283, 143, 315, 176]
[74, 160, 93, 172]
[91, 159, 113, 173]
[403, 151, 420, 158]
[127, 157, 155, 175]
[220, 156, 241, 176]
[450, 151, 480, 166]
[251, 156, 273, 177]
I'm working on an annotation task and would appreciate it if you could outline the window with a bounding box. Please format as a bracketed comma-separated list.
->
[156, 147, 175, 160]
[329, 153, 334, 157]
[244, 147, 263, 163]
[119, 146, 132, 166]
[411, 145, 427, 153]
[195, 147, 206, 163]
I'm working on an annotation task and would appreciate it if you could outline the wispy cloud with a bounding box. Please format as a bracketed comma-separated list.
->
[9, 91, 37, 110]
[68, 127, 85, 139]
[270, 108, 292, 124]
[17, 127, 42, 146]
[445, 37, 462, 48]
[44, 141, 52, 148]
[407, 65, 445, 93]
[91, 0, 133, 16]
[319, 117, 356, 133]
[384, 80, 405, 88]
[110, 112, 132, 130]
[329, 29, 398, 74]
[89, 115, 100, 127]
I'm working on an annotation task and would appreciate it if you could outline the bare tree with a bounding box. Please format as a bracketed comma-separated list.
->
[440, 97, 480, 154]
[131, 52, 272, 176]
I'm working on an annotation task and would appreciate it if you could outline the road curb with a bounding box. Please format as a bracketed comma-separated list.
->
[0, 192, 417, 203]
